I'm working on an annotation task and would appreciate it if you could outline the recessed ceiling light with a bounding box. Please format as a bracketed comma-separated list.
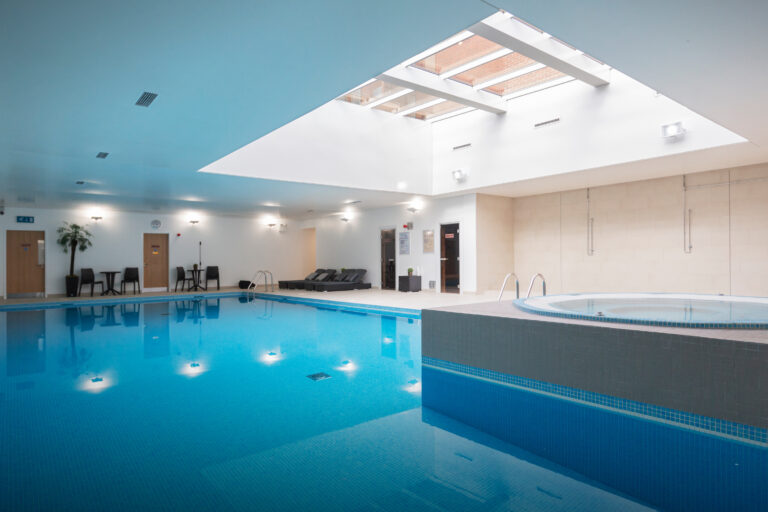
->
[262, 202, 280, 207]
[96, 152, 109, 159]
[135, 91, 158, 107]
[344, 200, 361, 205]
[661, 121, 685, 139]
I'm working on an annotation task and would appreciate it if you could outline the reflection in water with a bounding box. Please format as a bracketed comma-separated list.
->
[6, 310, 46, 377]
[143, 303, 169, 359]
[380, 315, 397, 359]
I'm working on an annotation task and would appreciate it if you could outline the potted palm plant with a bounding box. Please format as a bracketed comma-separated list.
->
[56, 222, 93, 297]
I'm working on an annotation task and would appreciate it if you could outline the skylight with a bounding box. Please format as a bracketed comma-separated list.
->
[336, 11, 609, 122]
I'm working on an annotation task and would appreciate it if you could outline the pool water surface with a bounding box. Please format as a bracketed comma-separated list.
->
[0, 296, 765, 511]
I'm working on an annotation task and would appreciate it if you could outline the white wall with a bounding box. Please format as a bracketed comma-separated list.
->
[200, 99, 434, 195]
[0, 207, 304, 296]
[431, 71, 746, 195]
[305, 194, 477, 293]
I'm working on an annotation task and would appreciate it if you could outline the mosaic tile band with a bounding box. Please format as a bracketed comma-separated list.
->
[423, 356, 767, 445]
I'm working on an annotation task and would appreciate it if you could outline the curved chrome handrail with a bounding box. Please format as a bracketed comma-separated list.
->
[525, 273, 547, 298]
[498, 273, 520, 301]
[247, 270, 275, 293]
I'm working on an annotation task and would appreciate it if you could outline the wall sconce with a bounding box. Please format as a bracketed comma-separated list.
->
[267, 223, 276, 228]
[661, 121, 685, 139]
[340, 216, 350, 222]
[90, 216, 103, 222]
[452, 169, 467, 183]
[189, 219, 199, 225]
[407, 198, 423, 213]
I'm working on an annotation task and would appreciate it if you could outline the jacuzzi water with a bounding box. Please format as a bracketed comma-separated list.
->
[0, 295, 765, 511]
[517, 293, 768, 328]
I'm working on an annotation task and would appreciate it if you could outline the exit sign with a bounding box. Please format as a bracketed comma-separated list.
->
[16, 216, 34, 223]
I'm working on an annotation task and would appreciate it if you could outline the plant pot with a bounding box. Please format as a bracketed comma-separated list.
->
[65, 275, 79, 297]
[408, 271, 413, 277]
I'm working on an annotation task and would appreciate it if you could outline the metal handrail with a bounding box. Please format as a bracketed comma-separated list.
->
[525, 273, 547, 298]
[247, 270, 275, 293]
[498, 273, 520, 301]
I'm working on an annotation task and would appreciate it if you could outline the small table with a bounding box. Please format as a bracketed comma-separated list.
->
[187, 268, 206, 291]
[399, 275, 422, 292]
[100, 271, 121, 296]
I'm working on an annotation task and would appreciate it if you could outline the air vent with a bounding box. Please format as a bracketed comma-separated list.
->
[96, 152, 109, 159]
[135, 91, 158, 107]
[307, 372, 331, 381]
[534, 117, 561, 128]
[452, 143, 472, 151]
[75, 181, 85, 185]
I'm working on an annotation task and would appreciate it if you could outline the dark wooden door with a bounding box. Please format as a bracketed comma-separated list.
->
[380, 229, 396, 290]
[440, 223, 460, 293]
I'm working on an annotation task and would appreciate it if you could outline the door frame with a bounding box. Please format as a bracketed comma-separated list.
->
[380, 226, 397, 290]
[439, 221, 461, 294]
[142, 232, 170, 291]
[5, 229, 46, 298]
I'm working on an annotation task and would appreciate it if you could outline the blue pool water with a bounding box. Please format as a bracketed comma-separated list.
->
[0, 295, 765, 511]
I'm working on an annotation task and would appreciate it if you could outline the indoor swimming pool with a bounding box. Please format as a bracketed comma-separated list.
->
[517, 293, 768, 328]
[0, 294, 765, 511]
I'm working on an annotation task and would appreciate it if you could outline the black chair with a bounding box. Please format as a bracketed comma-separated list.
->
[79, 268, 104, 296]
[205, 266, 220, 290]
[121, 267, 141, 294]
[174, 266, 193, 292]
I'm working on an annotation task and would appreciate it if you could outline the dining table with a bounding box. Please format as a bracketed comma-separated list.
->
[100, 271, 121, 295]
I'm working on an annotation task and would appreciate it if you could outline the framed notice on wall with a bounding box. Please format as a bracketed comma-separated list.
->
[423, 230, 434, 253]
[399, 231, 410, 255]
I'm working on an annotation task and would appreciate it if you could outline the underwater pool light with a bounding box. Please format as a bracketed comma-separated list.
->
[335, 360, 357, 372]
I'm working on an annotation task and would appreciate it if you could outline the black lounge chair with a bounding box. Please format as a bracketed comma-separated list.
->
[279, 269, 326, 290]
[302, 270, 338, 291]
[121, 267, 141, 294]
[79, 268, 104, 296]
[174, 266, 194, 292]
[205, 266, 220, 290]
[314, 269, 371, 292]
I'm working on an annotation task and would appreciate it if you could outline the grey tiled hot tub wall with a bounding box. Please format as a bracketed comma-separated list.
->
[422, 310, 768, 429]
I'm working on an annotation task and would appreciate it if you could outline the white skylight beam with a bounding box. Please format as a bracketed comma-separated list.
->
[338, 78, 377, 99]
[398, 98, 446, 117]
[379, 66, 506, 114]
[438, 48, 513, 80]
[366, 88, 413, 109]
[473, 63, 546, 90]
[503, 76, 575, 100]
[469, 12, 610, 87]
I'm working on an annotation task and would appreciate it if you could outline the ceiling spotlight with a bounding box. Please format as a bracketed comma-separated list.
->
[344, 200, 361, 205]
[661, 121, 685, 139]
[452, 169, 467, 183]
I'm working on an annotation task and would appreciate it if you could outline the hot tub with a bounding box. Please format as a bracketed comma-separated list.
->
[515, 293, 768, 329]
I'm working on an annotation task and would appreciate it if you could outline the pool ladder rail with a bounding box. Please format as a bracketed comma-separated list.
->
[498, 273, 547, 301]
[498, 273, 520, 301]
[247, 270, 275, 293]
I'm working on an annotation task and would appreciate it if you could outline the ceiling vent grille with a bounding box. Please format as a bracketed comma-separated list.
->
[135, 92, 158, 107]
[452, 143, 472, 151]
[96, 152, 109, 159]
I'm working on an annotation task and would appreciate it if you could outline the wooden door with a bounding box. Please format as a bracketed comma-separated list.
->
[380, 229, 396, 290]
[6, 230, 45, 295]
[440, 224, 460, 293]
[143, 233, 169, 289]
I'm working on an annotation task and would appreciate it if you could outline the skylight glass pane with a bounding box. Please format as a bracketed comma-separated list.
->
[406, 100, 466, 121]
[411, 35, 503, 75]
[338, 80, 406, 106]
[373, 91, 438, 114]
[450, 52, 538, 87]
[483, 67, 566, 96]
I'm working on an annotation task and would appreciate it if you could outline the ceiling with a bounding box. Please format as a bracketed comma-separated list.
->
[2, 1, 767, 218]
[0, 0, 494, 217]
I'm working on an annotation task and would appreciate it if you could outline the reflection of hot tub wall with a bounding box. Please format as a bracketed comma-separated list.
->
[422, 306, 768, 436]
